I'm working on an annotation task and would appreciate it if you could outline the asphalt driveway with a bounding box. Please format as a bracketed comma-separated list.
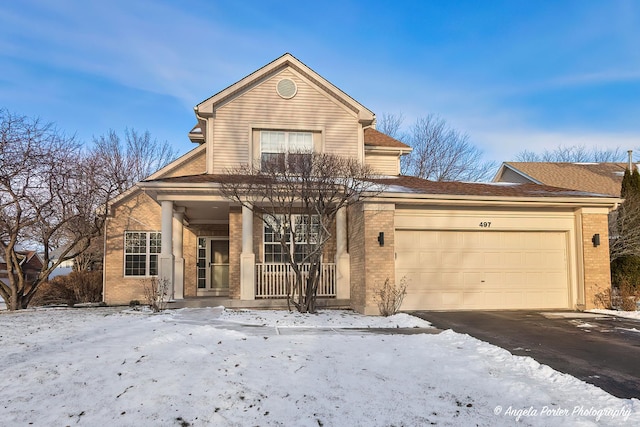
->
[410, 310, 640, 399]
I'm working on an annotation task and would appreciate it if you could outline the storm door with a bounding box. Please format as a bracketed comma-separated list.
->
[197, 237, 229, 296]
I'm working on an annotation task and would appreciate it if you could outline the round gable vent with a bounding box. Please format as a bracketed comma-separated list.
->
[276, 78, 297, 99]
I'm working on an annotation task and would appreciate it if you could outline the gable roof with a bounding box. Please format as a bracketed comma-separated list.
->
[364, 128, 411, 151]
[104, 144, 206, 213]
[194, 53, 375, 124]
[494, 162, 628, 197]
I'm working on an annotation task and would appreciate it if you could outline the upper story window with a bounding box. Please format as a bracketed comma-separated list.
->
[260, 131, 313, 170]
[124, 231, 161, 276]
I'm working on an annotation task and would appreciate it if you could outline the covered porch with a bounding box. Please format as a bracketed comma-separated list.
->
[147, 190, 351, 303]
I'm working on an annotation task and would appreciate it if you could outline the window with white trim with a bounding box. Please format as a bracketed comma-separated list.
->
[124, 231, 161, 276]
[263, 215, 320, 263]
[260, 131, 313, 169]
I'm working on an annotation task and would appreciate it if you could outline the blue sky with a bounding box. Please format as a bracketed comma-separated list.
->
[1, 0, 639, 163]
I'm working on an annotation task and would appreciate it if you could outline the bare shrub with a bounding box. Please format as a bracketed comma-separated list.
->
[593, 287, 613, 310]
[376, 276, 408, 316]
[31, 276, 77, 307]
[142, 277, 169, 312]
[31, 271, 102, 307]
[614, 277, 640, 311]
[68, 271, 103, 303]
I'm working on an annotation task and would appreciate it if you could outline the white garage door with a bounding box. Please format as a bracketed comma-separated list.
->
[396, 230, 570, 310]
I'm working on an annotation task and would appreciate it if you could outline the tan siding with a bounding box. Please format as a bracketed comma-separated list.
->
[211, 69, 360, 173]
[365, 152, 400, 175]
[161, 150, 206, 178]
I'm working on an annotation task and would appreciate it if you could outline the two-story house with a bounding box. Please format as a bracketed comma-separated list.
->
[103, 53, 619, 314]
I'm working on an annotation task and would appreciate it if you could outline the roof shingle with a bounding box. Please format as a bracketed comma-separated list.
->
[364, 128, 411, 149]
[500, 162, 626, 197]
[145, 173, 613, 199]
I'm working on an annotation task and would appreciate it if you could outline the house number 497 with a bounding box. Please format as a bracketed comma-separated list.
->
[479, 221, 491, 228]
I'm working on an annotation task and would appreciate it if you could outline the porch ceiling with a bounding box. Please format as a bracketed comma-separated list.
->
[177, 200, 229, 224]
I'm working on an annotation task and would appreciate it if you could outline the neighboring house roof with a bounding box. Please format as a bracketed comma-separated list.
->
[0, 251, 43, 274]
[363, 128, 411, 151]
[494, 162, 628, 197]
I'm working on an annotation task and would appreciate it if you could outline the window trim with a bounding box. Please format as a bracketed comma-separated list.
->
[259, 130, 314, 169]
[263, 214, 320, 264]
[123, 231, 161, 277]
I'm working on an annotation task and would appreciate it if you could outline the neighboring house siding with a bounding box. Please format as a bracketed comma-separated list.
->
[497, 168, 535, 184]
[365, 152, 400, 175]
[211, 69, 360, 173]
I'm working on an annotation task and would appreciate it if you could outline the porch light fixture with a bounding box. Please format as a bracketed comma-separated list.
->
[378, 232, 384, 247]
[592, 234, 600, 247]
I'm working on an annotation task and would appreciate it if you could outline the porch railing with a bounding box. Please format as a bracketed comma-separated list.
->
[255, 263, 336, 298]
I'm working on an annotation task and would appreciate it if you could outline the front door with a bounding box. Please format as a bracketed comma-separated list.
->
[197, 237, 229, 296]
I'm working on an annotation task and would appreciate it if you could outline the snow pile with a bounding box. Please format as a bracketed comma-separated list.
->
[214, 307, 432, 327]
[589, 309, 640, 321]
[0, 307, 637, 426]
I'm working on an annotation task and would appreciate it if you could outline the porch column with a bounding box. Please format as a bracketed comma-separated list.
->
[240, 204, 256, 300]
[172, 208, 185, 300]
[335, 207, 350, 299]
[159, 200, 175, 300]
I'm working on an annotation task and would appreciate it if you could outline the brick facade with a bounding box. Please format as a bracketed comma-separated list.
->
[581, 211, 612, 309]
[348, 203, 395, 314]
[103, 192, 162, 305]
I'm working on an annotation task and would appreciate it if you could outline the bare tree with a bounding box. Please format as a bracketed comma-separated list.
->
[91, 128, 178, 194]
[219, 151, 382, 313]
[401, 114, 496, 182]
[377, 112, 408, 141]
[0, 110, 114, 310]
[516, 146, 625, 162]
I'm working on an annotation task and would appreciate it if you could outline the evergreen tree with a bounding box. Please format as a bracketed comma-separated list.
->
[611, 166, 640, 293]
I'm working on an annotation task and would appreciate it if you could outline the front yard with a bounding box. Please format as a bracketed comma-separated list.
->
[0, 307, 637, 426]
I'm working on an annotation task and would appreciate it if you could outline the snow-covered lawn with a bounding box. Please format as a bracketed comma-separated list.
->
[0, 307, 638, 426]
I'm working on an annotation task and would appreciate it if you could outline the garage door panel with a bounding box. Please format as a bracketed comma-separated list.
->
[419, 232, 439, 248]
[462, 272, 483, 286]
[484, 252, 510, 267]
[419, 251, 439, 265]
[441, 251, 462, 267]
[395, 251, 420, 269]
[396, 230, 570, 310]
